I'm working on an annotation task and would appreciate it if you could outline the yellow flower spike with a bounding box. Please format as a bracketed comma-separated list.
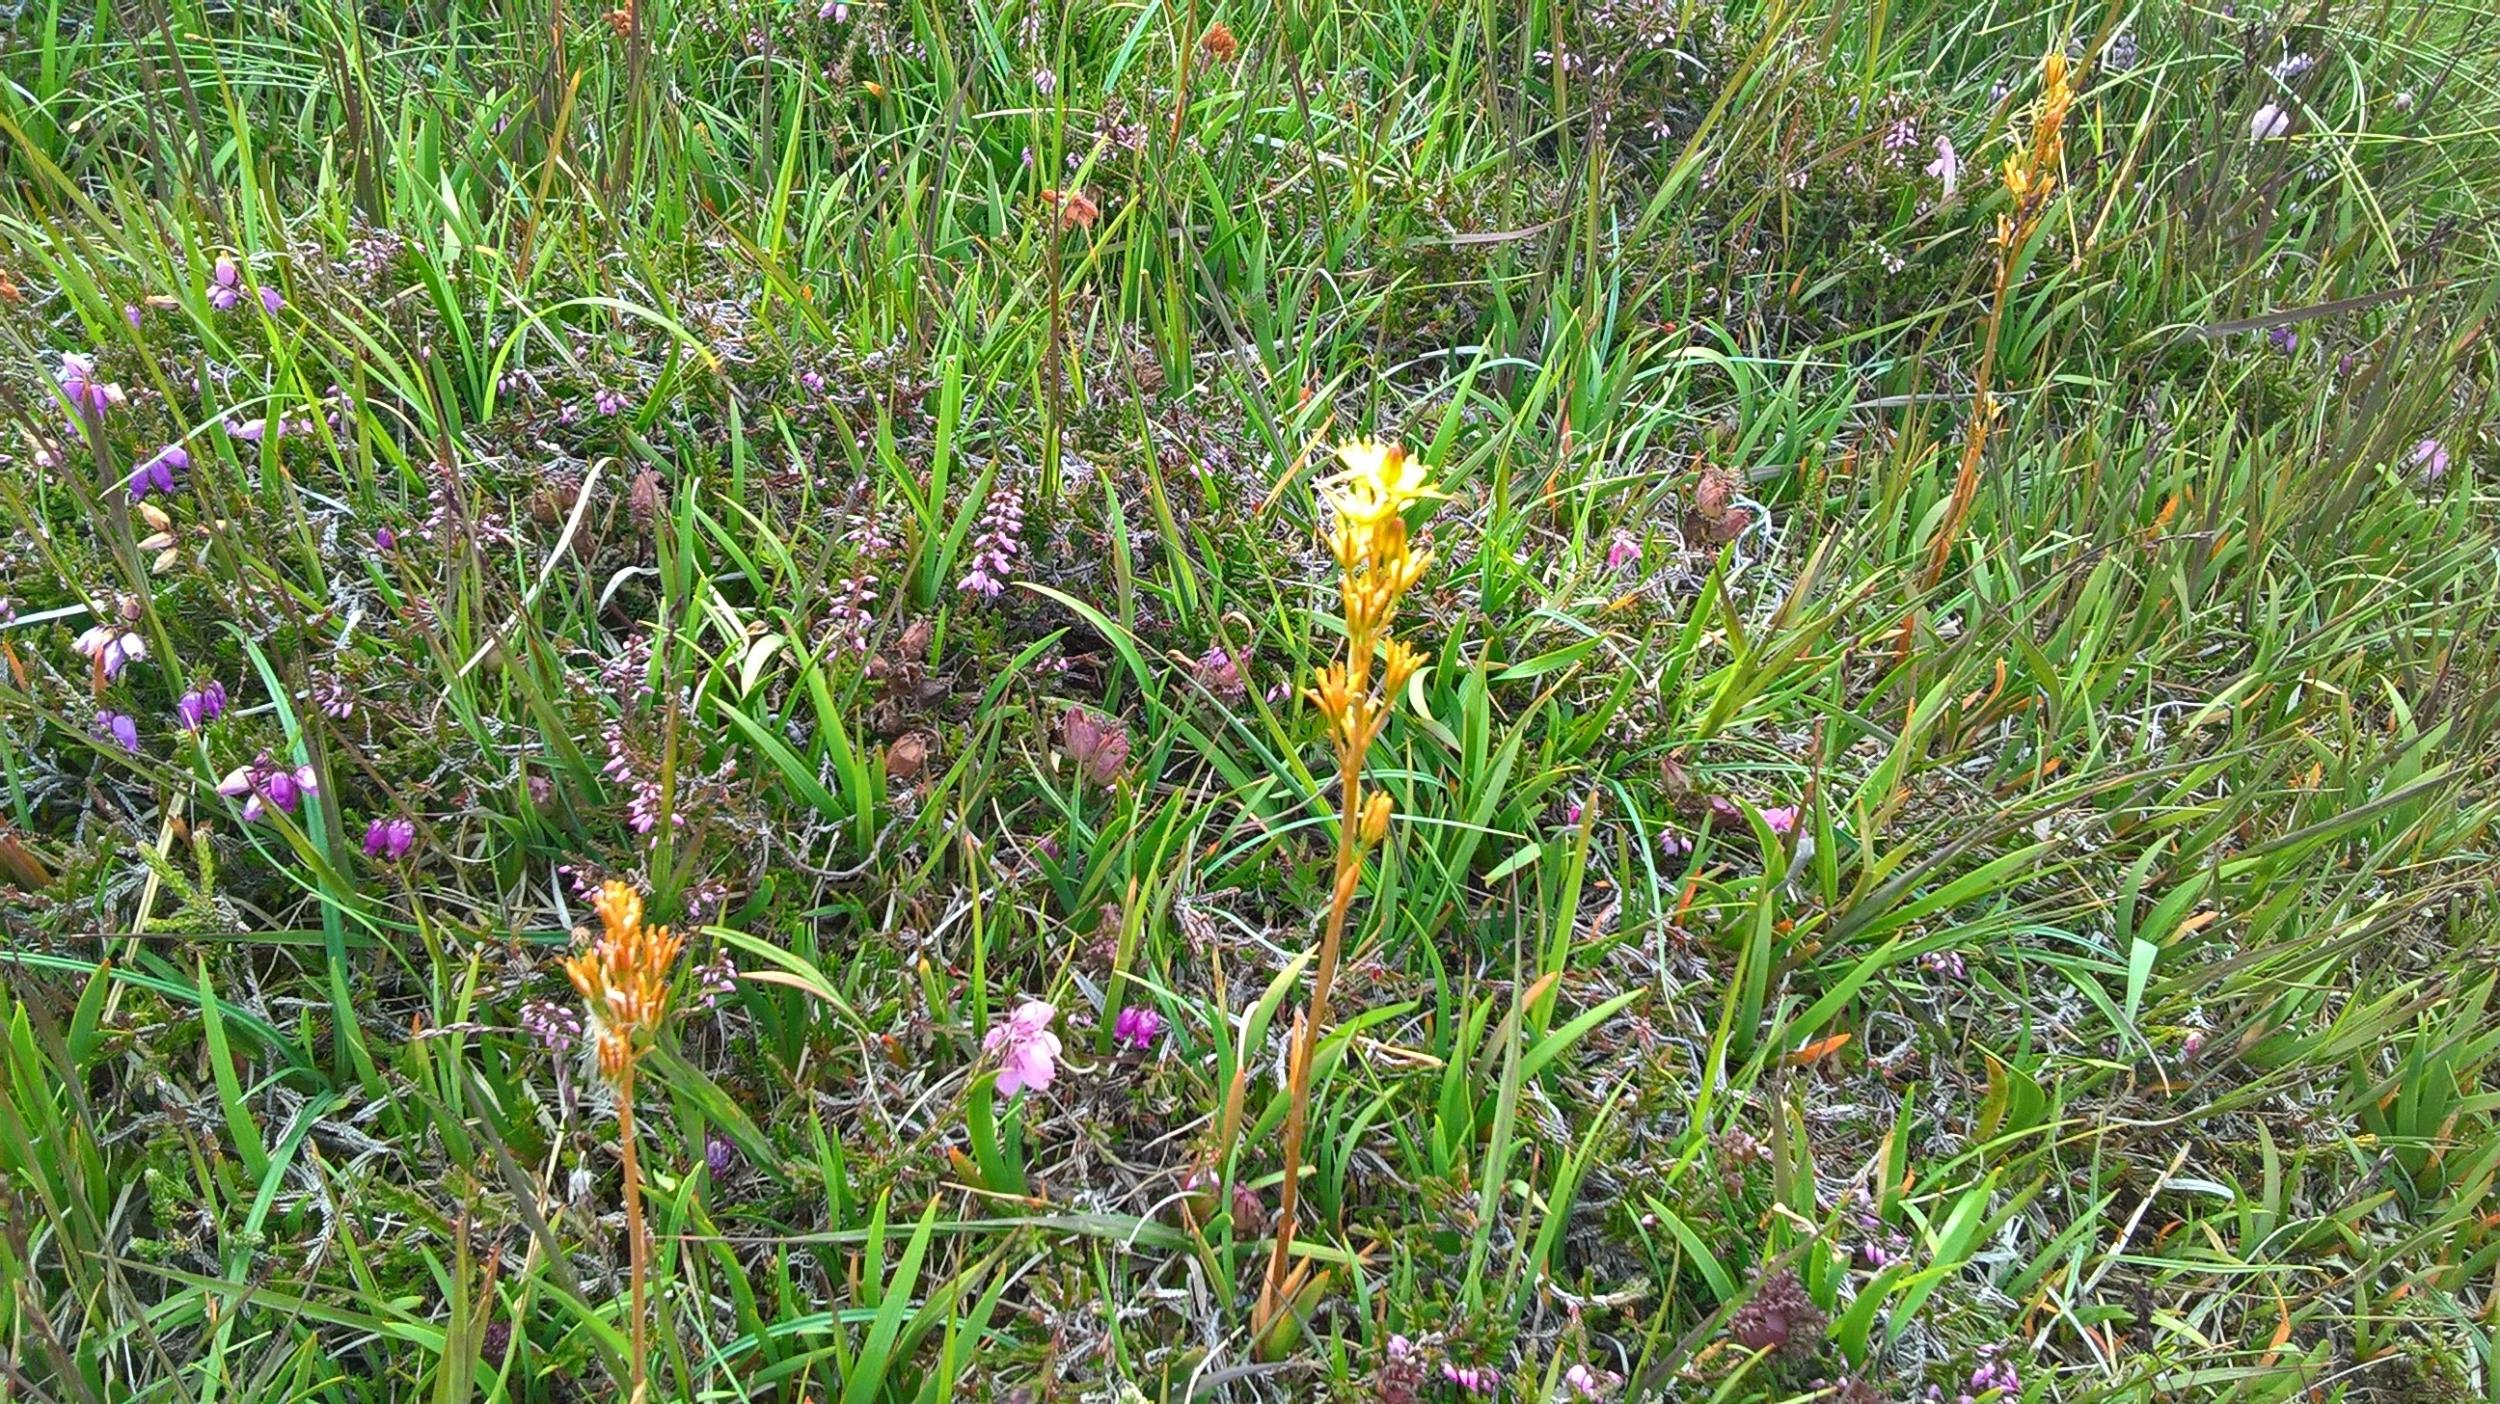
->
[1359, 792, 1394, 846]
[563, 880, 684, 1087]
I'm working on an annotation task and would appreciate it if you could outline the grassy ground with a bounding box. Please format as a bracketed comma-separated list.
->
[3, 0, 2500, 1397]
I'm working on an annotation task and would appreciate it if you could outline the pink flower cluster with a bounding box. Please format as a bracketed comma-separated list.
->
[957, 478, 1025, 598]
[984, 999, 1062, 1094]
[217, 755, 319, 822]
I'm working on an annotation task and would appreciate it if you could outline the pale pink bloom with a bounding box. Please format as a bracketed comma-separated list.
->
[2250, 103, 2291, 140]
[1762, 805, 1801, 836]
[1605, 532, 1640, 572]
[1924, 135, 1959, 199]
[985, 999, 1062, 1094]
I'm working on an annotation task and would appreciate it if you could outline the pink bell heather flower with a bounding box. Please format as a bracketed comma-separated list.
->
[124, 303, 145, 329]
[217, 754, 319, 822]
[1564, 1363, 1607, 1400]
[1111, 1005, 1165, 1051]
[73, 624, 147, 680]
[519, 997, 583, 1053]
[259, 285, 285, 314]
[1441, 1362, 1498, 1394]
[209, 255, 244, 311]
[1195, 644, 1247, 701]
[1605, 532, 1640, 572]
[374, 526, 398, 551]
[128, 444, 190, 502]
[2411, 438, 2451, 481]
[57, 353, 126, 422]
[174, 680, 228, 730]
[984, 998, 1062, 1095]
[94, 709, 140, 753]
[1762, 804, 1800, 836]
[594, 386, 631, 415]
[2250, 103, 2291, 140]
[362, 815, 415, 860]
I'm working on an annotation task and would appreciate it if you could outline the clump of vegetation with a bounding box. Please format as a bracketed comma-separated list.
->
[3, 0, 2497, 1399]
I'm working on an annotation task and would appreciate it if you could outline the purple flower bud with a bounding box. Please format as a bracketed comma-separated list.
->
[2411, 438, 2451, 482]
[209, 256, 244, 311]
[124, 303, 145, 329]
[260, 285, 285, 314]
[175, 680, 228, 730]
[705, 1134, 737, 1178]
[1111, 1005, 1165, 1051]
[57, 353, 126, 422]
[362, 815, 415, 860]
[218, 754, 317, 822]
[94, 710, 140, 753]
[373, 525, 398, 551]
[128, 444, 190, 502]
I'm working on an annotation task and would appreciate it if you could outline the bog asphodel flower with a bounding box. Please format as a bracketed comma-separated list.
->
[563, 881, 683, 1085]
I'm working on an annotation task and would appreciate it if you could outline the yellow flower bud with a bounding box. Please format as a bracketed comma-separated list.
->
[1359, 791, 1393, 846]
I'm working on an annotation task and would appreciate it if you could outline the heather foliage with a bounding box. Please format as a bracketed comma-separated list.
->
[2, 0, 2498, 1399]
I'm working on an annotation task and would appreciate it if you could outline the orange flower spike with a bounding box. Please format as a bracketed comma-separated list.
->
[563, 880, 684, 1085]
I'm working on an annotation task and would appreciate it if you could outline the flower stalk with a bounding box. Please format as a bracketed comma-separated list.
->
[562, 881, 683, 1404]
[1255, 441, 1436, 1346]
[1923, 50, 2073, 591]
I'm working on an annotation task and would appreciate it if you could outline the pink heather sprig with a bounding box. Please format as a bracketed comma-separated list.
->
[601, 719, 680, 836]
[956, 477, 1025, 598]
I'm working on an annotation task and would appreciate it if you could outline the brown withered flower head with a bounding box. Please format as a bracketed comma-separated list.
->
[1199, 23, 1239, 62]
[1043, 188, 1100, 231]
[562, 881, 684, 1086]
[1728, 1268, 1825, 1357]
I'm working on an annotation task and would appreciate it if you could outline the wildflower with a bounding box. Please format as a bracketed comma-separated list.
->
[363, 815, 416, 860]
[259, 285, 285, 314]
[2411, 438, 2451, 481]
[313, 676, 356, 720]
[1925, 135, 1960, 198]
[216, 754, 319, 822]
[73, 625, 147, 681]
[563, 881, 685, 1085]
[124, 303, 145, 329]
[1043, 187, 1100, 230]
[175, 680, 228, 730]
[1111, 1005, 1165, 1051]
[2266, 324, 2298, 355]
[1059, 707, 1131, 787]
[1729, 1268, 1824, 1356]
[595, 386, 631, 416]
[519, 997, 584, 1054]
[2250, 103, 2291, 140]
[1196, 644, 1247, 701]
[691, 955, 738, 1008]
[1441, 1362, 1498, 1394]
[209, 256, 244, 311]
[1032, 67, 1056, 95]
[818, 0, 846, 17]
[374, 526, 398, 551]
[1605, 532, 1640, 572]
[57, 354, 126, 422]
[1921, 948, 1968, 979]
[957, 477, 1026, 597]
[1564, 1363, 1609, 1400]
[1762, 804, 1801, 837]
[705, 1134, 737, 1178]
[128, 444, 190, 502]
[1377, 1334, 1426, 1404]
[984, 998, 1062, 1095]
[1658, 825, 1691, 858]
[94, 709, 140, 754]
[1199, 22, 1238, 61]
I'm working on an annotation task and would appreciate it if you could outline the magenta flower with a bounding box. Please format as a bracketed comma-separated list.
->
[209, 256, 244, 311]
[984, 999, 1062, 1095]
[128, 444, 190, 502]
[57, 353, 126, 422]
[1762, 805, 1800, 836]
[175, 680, 228, 730]
[94, 710, 140, 753]
[957, 478, 1026, 598]
[1111, 1005, 1165, 1051]
[374, 526, 398, 551]
[73, 624, 147, 680]
[1605, 532, 1640, 572]
[362, 815, 415, 860]
[1441, 1362, 1498, 1394]
[217, 754, 319, 822]
[1059, 707, 1131, 787]
[594, 387, 630, 415]
[2411, 438, 2451, 481]
[259, 285, 285, 314]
